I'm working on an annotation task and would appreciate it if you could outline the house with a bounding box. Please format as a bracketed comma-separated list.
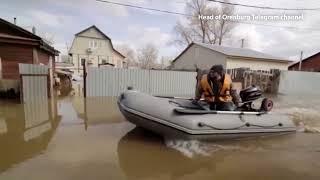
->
[0, 18, 59, 79]
[0, 18, 59, 97]
[171, 42, 291, 71]
[68, 25, 126, 76]
[289, 52, 320, 72]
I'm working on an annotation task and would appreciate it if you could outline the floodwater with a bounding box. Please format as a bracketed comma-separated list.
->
[0, 91, 320, 180]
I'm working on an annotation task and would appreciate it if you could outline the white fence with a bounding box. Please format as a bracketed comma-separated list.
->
[86, 68, 197, 97]
[278, 71, 320, 95]
[19, 64, 49, 102]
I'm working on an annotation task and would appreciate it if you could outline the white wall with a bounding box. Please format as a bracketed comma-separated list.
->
[278, 71, 320, 95]
[172, 44, 227, 70]
[226, 57, 289, 71]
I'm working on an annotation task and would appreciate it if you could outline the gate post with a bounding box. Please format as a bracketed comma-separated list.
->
[82, 59, 87, 97]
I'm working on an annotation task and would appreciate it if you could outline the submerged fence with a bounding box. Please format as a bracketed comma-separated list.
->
[86, 68, 197, 97]
[19, 64, 49, 103]
[86, 67, 283, 97]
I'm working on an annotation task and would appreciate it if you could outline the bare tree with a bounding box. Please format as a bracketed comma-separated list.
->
[173, 0, 236, 46]
[187, 0, 208, 43]
[160, 56, 172, 69]
[172, 21, 193, 46]
[38, 31, 55, 46]
[216, 0, 235, 45]
[137, 44, 158, 69]
[116, 44, 137, 67]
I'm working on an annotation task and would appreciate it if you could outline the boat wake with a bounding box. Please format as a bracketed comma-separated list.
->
[164, 106, 320, 158]
[275, 107, 320, 133]
[165, 139, 211, 158]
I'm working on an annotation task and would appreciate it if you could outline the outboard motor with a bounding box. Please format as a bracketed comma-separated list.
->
[239, 86, 273, 112]
[240, 86, 262, 102]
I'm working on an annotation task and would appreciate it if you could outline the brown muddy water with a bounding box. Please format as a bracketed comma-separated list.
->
[0, 93, 320, 180]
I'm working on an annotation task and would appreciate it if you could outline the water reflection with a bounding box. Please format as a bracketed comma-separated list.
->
[71, 96, 125, 129]
[117, 128, 225, 180]
[0, 99, 60, 172]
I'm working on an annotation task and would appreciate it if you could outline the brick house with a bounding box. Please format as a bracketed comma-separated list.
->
[289, 52, 320, 72]
[0, 18, 59, 79]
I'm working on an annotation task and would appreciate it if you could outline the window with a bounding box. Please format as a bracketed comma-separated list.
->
[89, 40, 98, 49]
[87, 60, 93, 66]
[102, 59, 107, 64]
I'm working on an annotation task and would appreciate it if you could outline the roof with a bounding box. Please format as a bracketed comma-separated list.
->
[289, 51, 320, 68]
[99, 62, 115, 67]
[0, 18, 59, 55]
[75, 25, 125, 58]
[55, 69, 72, 75]
[0, 32, 39, 41]
[76, 25, 111, 40]
[173, 42, 291, 63]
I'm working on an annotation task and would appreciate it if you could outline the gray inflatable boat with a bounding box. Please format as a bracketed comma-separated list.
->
[118, 90, 296, 140]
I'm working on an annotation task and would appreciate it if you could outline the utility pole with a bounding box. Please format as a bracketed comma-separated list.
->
[299, 51, 303, 71]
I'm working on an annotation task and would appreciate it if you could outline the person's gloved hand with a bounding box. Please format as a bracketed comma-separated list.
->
[191, 99, 199, 105]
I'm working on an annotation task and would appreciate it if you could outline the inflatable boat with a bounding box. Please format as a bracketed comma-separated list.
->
[118, 88, 296, 140]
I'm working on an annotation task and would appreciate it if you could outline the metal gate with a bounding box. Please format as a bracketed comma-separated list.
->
[19, 64, 49, 103]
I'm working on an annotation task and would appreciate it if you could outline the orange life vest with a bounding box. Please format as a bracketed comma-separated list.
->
[199, 74, 232, 103]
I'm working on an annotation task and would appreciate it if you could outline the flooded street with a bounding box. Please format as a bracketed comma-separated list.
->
[0, 93, 320, 180]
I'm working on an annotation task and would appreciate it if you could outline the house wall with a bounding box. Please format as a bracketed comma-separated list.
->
[112, 51, 125, 68]
[172, 44, 227, 70]
[0, 43, 33, 79]
[38, 49, 50, 65]
[289, 53, 320, 72]
[226, 57, 289, 71]
[69, 27, 125, 75]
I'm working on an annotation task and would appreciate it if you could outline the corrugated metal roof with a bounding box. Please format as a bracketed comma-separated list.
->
[194, 42, 290, 61]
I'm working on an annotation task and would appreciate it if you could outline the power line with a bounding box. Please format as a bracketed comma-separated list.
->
[96, 0, 191, 16]
[96, 0, 320, 31]
[207, 0, 320, 11]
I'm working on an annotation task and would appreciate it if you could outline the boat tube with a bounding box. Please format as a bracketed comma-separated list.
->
[118, 89, 296, 140]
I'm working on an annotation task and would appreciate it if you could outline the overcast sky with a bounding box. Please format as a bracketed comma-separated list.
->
[1, 0, 320, 62]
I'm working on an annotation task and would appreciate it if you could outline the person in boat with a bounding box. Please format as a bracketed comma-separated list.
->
[193, 65, 240, 111]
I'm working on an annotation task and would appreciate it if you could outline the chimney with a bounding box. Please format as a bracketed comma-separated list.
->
[14, 17, 17, 25]
[32, 26, 36, 34]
